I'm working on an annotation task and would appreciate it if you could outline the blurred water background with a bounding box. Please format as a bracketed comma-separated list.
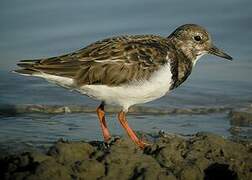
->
[0, 0, 251, 153]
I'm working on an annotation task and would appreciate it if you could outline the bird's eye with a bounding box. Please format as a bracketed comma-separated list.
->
[194, 35, 202, 41]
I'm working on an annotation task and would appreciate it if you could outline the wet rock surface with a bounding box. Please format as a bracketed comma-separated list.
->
[228, 107, 252, 140]
[0, 132, 251, 180]
[229, 107, 252, 127]
[0, 104, 232, 115]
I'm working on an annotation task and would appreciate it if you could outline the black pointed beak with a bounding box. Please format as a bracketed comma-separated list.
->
[209, 45, 233, 60]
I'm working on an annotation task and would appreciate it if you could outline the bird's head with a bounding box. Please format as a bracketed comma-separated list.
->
[169, 24, 233, 64]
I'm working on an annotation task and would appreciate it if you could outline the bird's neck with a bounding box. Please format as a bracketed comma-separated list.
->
[166, 37, 196, 90]
[169, 37, 198, 63]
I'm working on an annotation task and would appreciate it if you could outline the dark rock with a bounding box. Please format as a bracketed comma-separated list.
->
[25, 158, 71, 180]
[0, 133, 251, 180]
[229, 107, 252, 126]
[72, 159, 105, 180]
[47, 140, 95, 164]
[97, 138, 172, 180]
[204, 163, 238, 180]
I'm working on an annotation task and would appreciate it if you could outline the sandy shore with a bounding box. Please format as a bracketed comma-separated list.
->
[0, 132, 251, 180]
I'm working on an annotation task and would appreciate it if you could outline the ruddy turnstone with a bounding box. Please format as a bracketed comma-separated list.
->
[15, 24, 232, 149]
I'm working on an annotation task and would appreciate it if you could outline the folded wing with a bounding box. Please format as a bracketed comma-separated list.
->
[15, 35, 170, 86]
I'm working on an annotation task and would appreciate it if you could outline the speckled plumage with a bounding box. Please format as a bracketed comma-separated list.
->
[15, 24, 233, 148]
[16, 35, 171, 86]
[16, 24, 232, 92]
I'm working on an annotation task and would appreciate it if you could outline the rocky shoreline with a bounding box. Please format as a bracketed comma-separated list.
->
[1, 132, 251, 180]
[0, 104, 234, 115]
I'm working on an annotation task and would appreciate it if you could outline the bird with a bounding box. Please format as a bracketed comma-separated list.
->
[14, 24, 233, 149]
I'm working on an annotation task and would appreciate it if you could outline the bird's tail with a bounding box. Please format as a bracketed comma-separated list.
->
[14, 56, 80, 77]
[14, 59, 41, 76]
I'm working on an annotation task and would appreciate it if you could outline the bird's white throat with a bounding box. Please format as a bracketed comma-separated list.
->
[193, 53, 205, 66]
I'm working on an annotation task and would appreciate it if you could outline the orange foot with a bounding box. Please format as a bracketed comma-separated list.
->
[136, 139, 151, 149]
[118, 111, 151, 149]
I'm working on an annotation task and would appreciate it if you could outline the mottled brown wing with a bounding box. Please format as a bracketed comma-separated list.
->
[17, 35, 170, 86]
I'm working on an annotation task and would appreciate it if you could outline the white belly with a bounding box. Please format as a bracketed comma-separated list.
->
[79, 63, 172, 111]
[31, 63, 172, 111]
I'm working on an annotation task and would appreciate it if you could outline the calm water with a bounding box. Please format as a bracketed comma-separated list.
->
[0, 0, 252, 152]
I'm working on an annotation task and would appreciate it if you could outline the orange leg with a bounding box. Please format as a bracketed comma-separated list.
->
[118, 111, 149, 149]
[96, 102, 111, 142]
